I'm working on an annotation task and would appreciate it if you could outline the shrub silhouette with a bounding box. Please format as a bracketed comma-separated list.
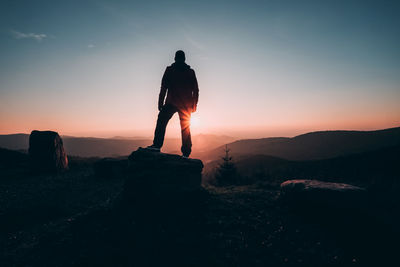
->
[214, 145, 238, 186]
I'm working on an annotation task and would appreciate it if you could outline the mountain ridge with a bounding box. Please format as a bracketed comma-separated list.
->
[1, 127, 399, 159]
[199, 126, 400, 162]
[0, 133, 236, 157]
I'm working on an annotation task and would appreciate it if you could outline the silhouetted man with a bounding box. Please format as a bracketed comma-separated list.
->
[147, 50, 199, 157]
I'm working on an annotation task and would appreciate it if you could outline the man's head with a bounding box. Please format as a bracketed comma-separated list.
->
[174, 50, 186, 63]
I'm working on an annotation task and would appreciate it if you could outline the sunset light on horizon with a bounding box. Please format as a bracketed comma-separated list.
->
[1, 0, 399, 139]
[1, 2, 400, 265]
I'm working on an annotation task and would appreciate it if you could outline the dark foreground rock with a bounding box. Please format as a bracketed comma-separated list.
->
[280, 179, 366, 210]
[29, 130, 68, 172]
[123, 147, 204, 199]
[116, 148, 208, 265]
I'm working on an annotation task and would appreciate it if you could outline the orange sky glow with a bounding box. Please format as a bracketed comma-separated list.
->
[1, 1, 399, 139]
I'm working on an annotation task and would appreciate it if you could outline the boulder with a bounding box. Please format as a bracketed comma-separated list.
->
[280, 179, 366, 210]
[118, 148, 207, 264]
[29, 130, 68, 172]
[122, 147, 204, 206]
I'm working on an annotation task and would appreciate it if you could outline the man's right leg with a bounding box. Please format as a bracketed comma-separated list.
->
[178, 109, 192, 157]
[152, 105, 176, 149]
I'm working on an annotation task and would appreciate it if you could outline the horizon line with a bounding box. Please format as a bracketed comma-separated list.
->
[1, 125, 399, 140]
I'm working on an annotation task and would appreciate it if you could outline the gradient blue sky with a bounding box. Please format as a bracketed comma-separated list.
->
[0, 0, 399, 138]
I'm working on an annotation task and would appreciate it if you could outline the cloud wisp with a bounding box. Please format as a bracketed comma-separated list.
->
[11, 30, 47, 41]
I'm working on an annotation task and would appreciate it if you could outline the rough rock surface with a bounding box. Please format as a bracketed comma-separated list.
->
[122, 147, 204, 203]
[29, 130, 68, 172]
[280, 179, 366, 209]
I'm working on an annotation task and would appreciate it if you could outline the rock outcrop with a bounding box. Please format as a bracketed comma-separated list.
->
[29, 130, 68, 172]
[115, 148, 207, 264]
[122, 147, 204, 205]
[280, 179, 366, 210]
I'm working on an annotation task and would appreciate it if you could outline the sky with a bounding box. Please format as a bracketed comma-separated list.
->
[0, 0, 399, 138]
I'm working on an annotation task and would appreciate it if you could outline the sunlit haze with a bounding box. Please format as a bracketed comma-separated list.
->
[1, 0, 399, 138]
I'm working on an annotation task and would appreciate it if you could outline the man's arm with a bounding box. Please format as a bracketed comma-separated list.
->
[158, 68, 169, 111]
[192, 70, 199, 112]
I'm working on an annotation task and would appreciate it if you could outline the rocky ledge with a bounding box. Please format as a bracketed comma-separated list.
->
[122, 147, 204, 205]
[280, 179, 367, 210]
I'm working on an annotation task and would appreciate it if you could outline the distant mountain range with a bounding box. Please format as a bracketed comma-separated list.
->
[1, 127, 399, 160]
[2, 127, 399, 187]
[0, 133, 236, 158]
[200, 127, 400, 162]
[203, 143, 400, 186]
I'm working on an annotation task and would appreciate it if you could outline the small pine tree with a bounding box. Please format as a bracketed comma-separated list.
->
[214, 145, 238, 186]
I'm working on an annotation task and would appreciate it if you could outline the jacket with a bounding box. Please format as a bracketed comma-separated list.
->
[158, 62, 199, 111]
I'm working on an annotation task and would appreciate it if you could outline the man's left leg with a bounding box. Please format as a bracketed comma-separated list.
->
[178, 109, 192, 157]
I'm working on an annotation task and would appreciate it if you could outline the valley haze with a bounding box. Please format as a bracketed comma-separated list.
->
[1, 127, 398, 160]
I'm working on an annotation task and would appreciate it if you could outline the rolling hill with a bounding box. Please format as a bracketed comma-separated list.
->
[200, 127, 400, 162]
[203, 144, 400, 187]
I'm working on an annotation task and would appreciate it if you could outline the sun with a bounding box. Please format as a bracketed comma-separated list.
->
[190, 114, 200, 128]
